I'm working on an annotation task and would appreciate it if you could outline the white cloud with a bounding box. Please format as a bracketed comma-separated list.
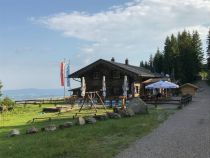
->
[35, 0, 210, 65]
[80, 46, 95, 54]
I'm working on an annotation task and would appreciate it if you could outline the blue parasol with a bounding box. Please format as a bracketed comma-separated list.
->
[145, 80, 179, 89]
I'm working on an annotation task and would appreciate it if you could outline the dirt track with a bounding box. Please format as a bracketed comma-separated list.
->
[116, 81, 210, 158]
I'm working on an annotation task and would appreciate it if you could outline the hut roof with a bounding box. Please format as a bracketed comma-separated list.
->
[69, 59, 160, 78]
[142, 77, 170, 84]
[180, 83, 198, 89]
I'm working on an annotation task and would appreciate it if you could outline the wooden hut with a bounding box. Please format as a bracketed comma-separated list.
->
[179, 83, 198, 96]
[69, 58, 160, 98]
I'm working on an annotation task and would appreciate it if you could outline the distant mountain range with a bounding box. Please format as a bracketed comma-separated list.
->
[2, 88, 65, 101]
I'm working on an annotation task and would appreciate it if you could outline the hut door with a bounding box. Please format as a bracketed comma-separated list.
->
[132, 82, 140, 97]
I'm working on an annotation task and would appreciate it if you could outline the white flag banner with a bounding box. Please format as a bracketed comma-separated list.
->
[81, 77, 86, 97]
[122, 75, 129, 97]
[102, 75, 106, 97]
[66, 63, 70, 87]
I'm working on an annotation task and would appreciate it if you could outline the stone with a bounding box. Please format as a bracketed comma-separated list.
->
[127, 98, 148, 114]
[106, 112, 121, 119]
[106, 112, 114, 118]
[118, 109, 128, 117]
[44, 124, 57, 132]
[113, 113, 121, 119]
[118, 108, 135, 117]
[8, 129, 20, 137]
[126, 108, 135, 117]
[76, 117, 86, 125]
[85, 117, 97, 124]
[26, 127, 38, 134]
[93, 114, 108, 121]
[59, 122, 74, 129]
[63, 121, 74, 127]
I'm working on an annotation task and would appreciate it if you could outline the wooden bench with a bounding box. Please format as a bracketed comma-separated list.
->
[32, 117, 52, 122]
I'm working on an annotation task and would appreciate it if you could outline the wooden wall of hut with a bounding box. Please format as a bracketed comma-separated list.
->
[80, 63, 136, 97]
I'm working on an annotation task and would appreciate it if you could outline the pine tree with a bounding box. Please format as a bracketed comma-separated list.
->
[163, 36, 172, 75]
[145, 30, 204, 83]
[163, 34, 179, 79]
[192, 31, 204, 74]
[149, 55, 154, 72]
[178, 30, 195, 83]
[140, 60, 144, 67]
[144, 61, 149, 69]
[169, 34, 179, 80]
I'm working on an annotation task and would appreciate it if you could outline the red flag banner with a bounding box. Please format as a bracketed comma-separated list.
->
[60, 62, 64, 86]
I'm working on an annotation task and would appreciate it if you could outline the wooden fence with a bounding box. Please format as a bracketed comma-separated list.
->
[15, 96, 78, 106]
[143, 94, 193, 108]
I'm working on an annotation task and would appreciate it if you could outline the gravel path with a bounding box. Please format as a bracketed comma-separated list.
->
[116, 81, 210, 158]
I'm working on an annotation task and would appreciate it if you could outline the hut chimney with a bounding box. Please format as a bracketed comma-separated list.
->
[111, 57, 115, 62]
[125, 58, 129, 65]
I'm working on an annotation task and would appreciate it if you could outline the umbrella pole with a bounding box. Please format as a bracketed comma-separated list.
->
[122, 96, 126, 109]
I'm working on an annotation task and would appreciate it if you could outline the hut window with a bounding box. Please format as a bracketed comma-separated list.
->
[93, 72, 100, 80]
[112, 70, 120, 79]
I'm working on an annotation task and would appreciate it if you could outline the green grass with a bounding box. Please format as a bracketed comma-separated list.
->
[0, 104, 176, 158]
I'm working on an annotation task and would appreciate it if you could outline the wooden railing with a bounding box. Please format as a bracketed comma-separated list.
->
[15, 96, 78, 106]
[142, 94, 193, 109]
[178, 94, 192, 108]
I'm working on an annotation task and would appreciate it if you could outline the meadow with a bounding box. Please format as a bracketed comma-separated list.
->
[0, 104, 175, 158]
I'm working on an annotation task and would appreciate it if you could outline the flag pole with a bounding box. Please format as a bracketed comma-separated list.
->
[68, 59, 71, 96]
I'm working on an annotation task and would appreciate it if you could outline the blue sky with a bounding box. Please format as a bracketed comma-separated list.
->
[0, 0, 210, 90]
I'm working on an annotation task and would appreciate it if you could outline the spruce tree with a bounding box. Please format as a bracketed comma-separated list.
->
[146, 30, 204, 83]
[144, 61, 149, 69]
[163, 36, 172, 75]
[153, 48, 163, 73]
[140, 60, 144, 67]
[178, 30, 195, 83]
[169, 34, 179, 80]
[192, 31, 204, 74]
[163, 34, 179, 79]
[149, 55, 154, 72]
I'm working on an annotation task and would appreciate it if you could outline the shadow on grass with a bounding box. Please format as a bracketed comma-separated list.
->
[0, 107, 174, 158]
[0, 107, 172, 138]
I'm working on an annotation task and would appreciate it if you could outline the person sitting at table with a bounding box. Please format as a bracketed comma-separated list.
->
[156, 92, 162, 99]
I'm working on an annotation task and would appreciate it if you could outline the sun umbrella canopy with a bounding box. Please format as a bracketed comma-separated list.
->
[164, 81, 179, 88]
[81, 77, 86, 97]
[102, 76, 106, 97]
[145, 80, 179, 89]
